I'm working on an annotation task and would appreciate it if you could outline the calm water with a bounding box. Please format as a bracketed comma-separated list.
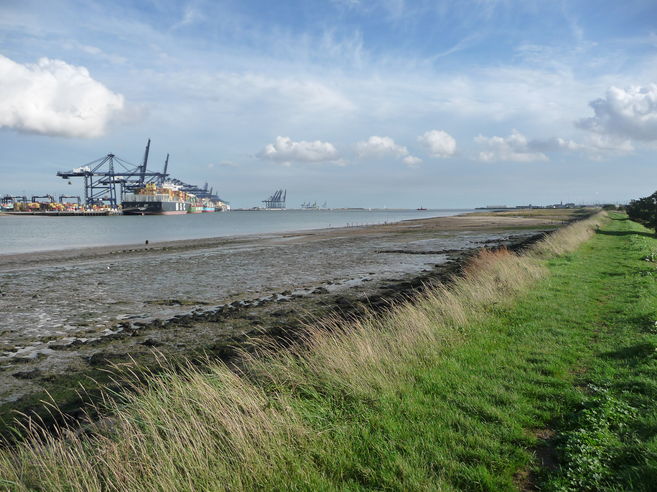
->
[0, 209, 472, 254]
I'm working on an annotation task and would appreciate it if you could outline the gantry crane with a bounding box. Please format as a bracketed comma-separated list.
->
[56, 140, 170, 208]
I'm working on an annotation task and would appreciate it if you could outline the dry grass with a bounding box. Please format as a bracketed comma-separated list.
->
[1, 363, 305, 491]
[530, 210, 606, 257]
[474, 208, 592, 220]
[0, 212, 608, 491]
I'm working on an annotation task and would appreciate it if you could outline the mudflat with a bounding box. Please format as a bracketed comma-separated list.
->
[0, 209, 588, 433]
[0, 212, 568, 270]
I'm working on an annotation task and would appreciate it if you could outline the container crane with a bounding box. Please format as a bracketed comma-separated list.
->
[263, 189, 286, 209]
[56, 139, 168, 208]
[59, 195, 81, 205]
[31, 195, 55, 203]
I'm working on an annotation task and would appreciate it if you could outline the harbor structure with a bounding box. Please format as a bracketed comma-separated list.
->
[263, 189, 286, 209]
[122, 182, 191, 215]
[53, 140, 229, 213]
[300, 201, 327, 209]
[56, 139, 167, 208]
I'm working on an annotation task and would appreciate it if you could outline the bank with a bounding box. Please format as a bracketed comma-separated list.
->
[3, 211, 657, 491]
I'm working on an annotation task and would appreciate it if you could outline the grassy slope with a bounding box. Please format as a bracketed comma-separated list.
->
[3, 212, 657, 491]
[260, 212, 657, 490]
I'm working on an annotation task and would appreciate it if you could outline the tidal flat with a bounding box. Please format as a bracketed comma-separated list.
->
[0, 211, 579, 433]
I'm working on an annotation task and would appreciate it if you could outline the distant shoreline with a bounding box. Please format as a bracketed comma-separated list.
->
[0, 209, 473, 261]
[0, 208, 573, 269]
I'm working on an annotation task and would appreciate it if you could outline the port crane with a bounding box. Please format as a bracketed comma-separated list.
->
[59, 195, 81, 205]
[56, 139, 170, 208]
[56, 139, 228, 209]
[263, 189, 286, 209]
[165, 179, 228, 205]
[31, 195, 55, 203]
[1, 195, 27, 205]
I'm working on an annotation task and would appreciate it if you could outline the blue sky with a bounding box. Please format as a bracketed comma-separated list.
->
[1, 0, 657, 208]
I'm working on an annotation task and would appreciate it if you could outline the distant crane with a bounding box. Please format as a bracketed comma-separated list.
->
[59, 195, 81, 205]
[31, 195, 55, 203]
[263, 189, 286, 209]
[1, 195, 27, 204]
[166, 177, 229, 205]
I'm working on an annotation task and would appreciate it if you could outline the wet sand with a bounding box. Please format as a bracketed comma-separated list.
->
[0, 210, 584, 433]
[0, 212, 565, 270]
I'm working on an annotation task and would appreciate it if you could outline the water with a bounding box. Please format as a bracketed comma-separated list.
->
[0, 209, 472, 254]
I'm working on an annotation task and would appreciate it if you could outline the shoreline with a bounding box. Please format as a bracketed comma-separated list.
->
[0, 208, 472, 258]
[0, 209, 593, 437]
[0, 211, 566, 270]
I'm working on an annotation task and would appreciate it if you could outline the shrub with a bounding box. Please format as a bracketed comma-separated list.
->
[626, 192, 657, 232]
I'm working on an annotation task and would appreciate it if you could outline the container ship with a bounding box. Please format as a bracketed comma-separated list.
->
[188, 196, 203, 214]
[121, 183, 190, 215]
[202, 198, 215, 212]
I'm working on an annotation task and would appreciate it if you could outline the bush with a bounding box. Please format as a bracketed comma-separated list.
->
[626, 192, 657, 232]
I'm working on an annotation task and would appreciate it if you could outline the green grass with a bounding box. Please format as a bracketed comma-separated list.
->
[249, 213, 657, 490]
[253, 212, 657, 490]
[3, 212, 657, 490]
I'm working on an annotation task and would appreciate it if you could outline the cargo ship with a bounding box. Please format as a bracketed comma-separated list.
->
[121, 183, 190, 215]
[188, 196, 203, 214]
[202, 198, 215, 212]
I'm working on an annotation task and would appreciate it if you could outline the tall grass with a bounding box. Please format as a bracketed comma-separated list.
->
[530, 212, 604, 257]
[0, 211, 607, 491]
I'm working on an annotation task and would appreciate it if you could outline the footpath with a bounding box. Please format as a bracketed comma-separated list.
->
[429, 212, 657, 490]
[273, 212, 657, 491]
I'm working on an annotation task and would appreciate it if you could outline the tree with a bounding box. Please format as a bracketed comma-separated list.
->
[626, 192, 657, 233]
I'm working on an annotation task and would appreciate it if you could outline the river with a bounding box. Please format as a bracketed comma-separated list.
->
[0, 209, 472, 254]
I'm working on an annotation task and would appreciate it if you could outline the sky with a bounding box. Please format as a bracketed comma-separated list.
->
[1, 0, 657, 208]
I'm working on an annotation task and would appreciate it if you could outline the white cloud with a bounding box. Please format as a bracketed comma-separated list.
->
[355, 136, 424, 168]
[525, 133, 633, 159]
[526, 137, 582, 152]
[402, 155, 422, 167]
[258, 136, 340, 165]
[356, 135, 408, 158]
[163, 71, 356, 119]
[475, 129, 632, 163]
[75, 44, 127, 64]
[172, 6, 205, 30]
[475, 130, 548, 162]
[0, 54, 124, 138]
[577, 84, 657, 141]
[580, 134, 634, 156]
[417, 129, 456, 158]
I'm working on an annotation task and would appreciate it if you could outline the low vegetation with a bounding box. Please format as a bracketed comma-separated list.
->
[3, 210, 657, 491]
[475, 208, 592, 221]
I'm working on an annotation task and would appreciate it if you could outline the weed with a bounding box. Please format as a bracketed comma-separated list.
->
[547, 386, 635, 491]
[642, 251, 657, 262]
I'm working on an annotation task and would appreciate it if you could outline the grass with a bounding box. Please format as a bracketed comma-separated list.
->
[473, 208, 592, 221]
[3, 210, 657, 490]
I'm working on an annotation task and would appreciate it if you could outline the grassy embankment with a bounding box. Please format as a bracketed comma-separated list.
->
[2, 211, 657, 490]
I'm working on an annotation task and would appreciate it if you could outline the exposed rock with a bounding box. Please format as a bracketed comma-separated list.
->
[12, 369, 42, 380]
[88, 352, 130, 366]
[140, 339, 163, 347]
